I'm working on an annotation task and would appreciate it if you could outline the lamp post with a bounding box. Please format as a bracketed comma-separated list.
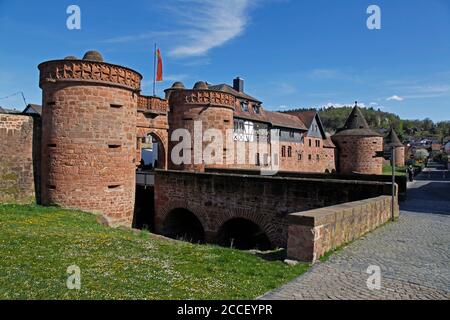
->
[391, 146, 396, 221]
[375, 143, 398, 221]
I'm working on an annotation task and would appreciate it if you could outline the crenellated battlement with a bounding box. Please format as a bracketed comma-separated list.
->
[138, 95, 168, 115]
[166, 88, 236, 109]
[38, 59, 142, 91]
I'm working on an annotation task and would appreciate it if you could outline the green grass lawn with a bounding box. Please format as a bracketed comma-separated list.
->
[382, 165, 406, 176]
[0, 204, 309, 300]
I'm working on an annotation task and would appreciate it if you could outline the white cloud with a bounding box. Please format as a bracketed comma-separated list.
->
[386, 95, 404, 101]
[168, 0, 252, 57]
[382, 81, 450, 100]
[102, 0, 254, 58]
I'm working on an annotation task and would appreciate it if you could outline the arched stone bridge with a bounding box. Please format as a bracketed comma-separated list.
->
[154, 170, 395, 249]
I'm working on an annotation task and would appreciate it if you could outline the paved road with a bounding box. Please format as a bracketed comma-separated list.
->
[261, 162, 450, 300]
[402, 162, 450, 215]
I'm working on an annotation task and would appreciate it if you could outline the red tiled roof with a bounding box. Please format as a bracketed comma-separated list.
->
[208, 83, 261, 103]
[205, 82, 308, 131]
[233, 105, 268, 123]
[286, 110, 317, 128]
[265, 111, 308, 130]
[234, 107, 307, 131]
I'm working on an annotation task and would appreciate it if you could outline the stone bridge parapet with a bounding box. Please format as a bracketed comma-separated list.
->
[154, 170, 396, 248]
[287, 195, 399, 262]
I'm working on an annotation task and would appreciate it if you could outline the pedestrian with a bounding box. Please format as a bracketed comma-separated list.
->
[408, 165, 414, 182]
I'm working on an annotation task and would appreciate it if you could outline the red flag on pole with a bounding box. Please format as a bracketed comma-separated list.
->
[156, 48, 163, 82]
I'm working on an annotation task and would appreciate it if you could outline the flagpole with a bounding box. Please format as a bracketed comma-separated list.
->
[153, 43, 157, 96]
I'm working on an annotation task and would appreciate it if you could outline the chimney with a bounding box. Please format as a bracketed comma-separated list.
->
[233, 77, 244, 93]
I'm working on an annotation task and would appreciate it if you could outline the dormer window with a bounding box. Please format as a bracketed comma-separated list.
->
[241, 101, 249, 112]
[254, 104, 260, 114]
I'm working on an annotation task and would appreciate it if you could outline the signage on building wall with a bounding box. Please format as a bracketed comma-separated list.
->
[233, 120, 255, 142]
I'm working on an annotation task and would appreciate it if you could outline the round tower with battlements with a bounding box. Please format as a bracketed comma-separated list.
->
[38, 51, 142, 226]
[165, 81, 236, 171]
[331, 103, 383, 175]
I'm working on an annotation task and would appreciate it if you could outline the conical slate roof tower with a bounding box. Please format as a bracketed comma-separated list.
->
[331, 102, 384, 175]
[384, 128, 405, 166]
[384, 128, 403, 148]
[334, 102, 381, 137]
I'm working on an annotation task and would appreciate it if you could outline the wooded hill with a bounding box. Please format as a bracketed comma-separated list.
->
[284, 106, 450, 141]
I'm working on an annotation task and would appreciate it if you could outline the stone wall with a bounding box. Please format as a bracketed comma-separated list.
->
[154, 170, 395, 248]
[287, 195, 399, 262]
[333, 135, 383, 175]
[136, 95, 169, 169]
[204, 167, 408, 200]
[278, 138, 333, 173]
[286, 137, 336, 173]
[0, 114, 39, 204]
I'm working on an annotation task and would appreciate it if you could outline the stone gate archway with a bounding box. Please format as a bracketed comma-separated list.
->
[137, 130, 167, 170]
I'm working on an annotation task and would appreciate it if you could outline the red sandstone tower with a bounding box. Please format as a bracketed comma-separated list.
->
[384, 128, 405, 167]
[165, 81, 236, 171]
[332, 104, 383, 175]
[38, 51, 142, 226]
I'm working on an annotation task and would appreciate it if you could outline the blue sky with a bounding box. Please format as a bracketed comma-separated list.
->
[1, 0, 449, 121]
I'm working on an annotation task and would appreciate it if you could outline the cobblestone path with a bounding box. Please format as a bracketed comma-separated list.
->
[261, 162, 450, 300]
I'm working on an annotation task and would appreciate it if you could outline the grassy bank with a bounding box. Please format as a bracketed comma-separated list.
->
[0, 204, 309, 300]
[382, 165, 406, 176]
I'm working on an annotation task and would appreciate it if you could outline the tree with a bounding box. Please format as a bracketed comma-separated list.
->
[422, 118, 434, 132]
[283, 106, 442, 141]
[414, 148, 429, 161]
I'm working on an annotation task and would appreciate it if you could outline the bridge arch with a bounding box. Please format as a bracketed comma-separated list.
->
[162, 208, 205, 244]
[155, 201, 285, 248]
[217, 218, 273, 250]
